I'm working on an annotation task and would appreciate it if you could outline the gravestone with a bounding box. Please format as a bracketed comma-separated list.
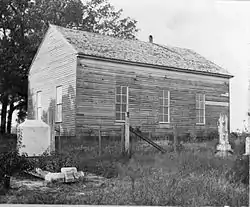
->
[17, 120, 51, 156]
[61, 167, 78, 183]
[244, 137, 250, 155]
[215, 113, 233, 157]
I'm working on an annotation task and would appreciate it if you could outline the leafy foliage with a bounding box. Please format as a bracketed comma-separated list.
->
[32, 151, 79, 173]
[226, 155, 249, 185]
[1, 148, 248, 205]
[0, 133, 33, 193]
[0, 0, 138, 133]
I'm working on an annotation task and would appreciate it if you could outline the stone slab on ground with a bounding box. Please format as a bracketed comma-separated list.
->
[64, 171, 75, 183]
[45, 172, 65, 183]
[26, 168, 85, 183]
[10, 176, 48, 191]
[35, 168, 51, 179]
[61, 167, 77, 174]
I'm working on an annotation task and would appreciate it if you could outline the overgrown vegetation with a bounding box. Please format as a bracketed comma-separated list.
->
[0, 134, 248, 205]
[0, 134, 32, 194]
[1, 146, 248, 205]
[0, 130, 249, 205]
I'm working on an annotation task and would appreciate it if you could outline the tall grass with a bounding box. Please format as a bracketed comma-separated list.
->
[1, 136, 248, 206]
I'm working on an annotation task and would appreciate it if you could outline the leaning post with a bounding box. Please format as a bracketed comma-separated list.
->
[124, 112, 130, 156]
[98, 126, 102, 156]
[173, 124, 178, 153]
[121, 124, 125, 154]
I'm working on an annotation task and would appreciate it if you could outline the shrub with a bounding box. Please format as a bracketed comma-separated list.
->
[0, 132, 33, 193]
[195, 130, 218, 142]
[33, 151, 79, 173]
[178, 133, 193, 143]
[206, 130, 219, 141]
[226, 155, 249, 185]
[0, 150, 33, 194]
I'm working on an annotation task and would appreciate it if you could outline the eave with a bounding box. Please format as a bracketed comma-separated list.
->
[77, 53, 234, 79]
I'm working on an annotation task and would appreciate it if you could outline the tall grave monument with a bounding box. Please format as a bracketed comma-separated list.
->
[215, 113, 233, 157]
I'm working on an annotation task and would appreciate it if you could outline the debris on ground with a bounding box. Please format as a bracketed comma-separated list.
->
[26, 167, 85, 183]
[10, 177, 48, 191]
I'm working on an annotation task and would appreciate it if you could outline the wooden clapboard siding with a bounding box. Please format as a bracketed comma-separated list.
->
[75, 57, 230, 137]
[28, 26, 77, 136]
[248, 79, 250, 131]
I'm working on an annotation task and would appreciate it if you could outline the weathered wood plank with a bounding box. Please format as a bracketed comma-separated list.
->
[75, 57, 230, 138]
[28, 27, 77, 136]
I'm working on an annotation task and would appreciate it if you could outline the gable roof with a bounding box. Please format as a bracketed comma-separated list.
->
[52, 25, 233, 78]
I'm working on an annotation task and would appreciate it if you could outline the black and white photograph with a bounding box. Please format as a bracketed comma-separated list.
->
[0, 0, 249, 205]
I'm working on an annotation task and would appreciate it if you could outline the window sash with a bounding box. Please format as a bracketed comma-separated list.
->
[115, 86, 128, 121]
[36, 91, 42, 120]
[56, 104, 62, 122]
[196, 94, 205, 124]
[37, 91, 42, 107]
[56, 86, 63, 122]
[37, 107, 42, 120]
[159, 90, 170, 123]
[56, 86, 62, 104]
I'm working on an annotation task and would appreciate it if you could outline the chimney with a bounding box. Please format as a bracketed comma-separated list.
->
[149, 35, 153, 43]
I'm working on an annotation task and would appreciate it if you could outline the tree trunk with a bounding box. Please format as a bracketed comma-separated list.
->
[0, 96, 8, 134]
[7, 102, 14, 134]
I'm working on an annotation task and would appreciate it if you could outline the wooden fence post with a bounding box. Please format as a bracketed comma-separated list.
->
[121, 125, 125, 154]
[125, 112, 130, 156]
[49, 108, 55, 154]
[173, 124, 178, 153]
[98, 126, 102, 156]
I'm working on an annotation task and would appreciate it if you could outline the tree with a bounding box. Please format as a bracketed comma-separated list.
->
[0, 0, 138, 134]
[0, 0, 36, 133]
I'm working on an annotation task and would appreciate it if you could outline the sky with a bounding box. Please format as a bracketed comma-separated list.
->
[110, 0, 250, 131]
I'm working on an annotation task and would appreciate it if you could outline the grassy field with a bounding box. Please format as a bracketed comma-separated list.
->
[0, 137, 248, 206]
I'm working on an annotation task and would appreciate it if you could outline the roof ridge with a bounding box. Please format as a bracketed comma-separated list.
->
[52, 23, 142, 43]
[51, 24, 233, 78]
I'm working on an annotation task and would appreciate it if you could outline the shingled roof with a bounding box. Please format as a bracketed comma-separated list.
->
[53, 25, 232, 78]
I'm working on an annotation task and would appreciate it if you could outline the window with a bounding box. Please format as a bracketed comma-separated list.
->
[196, 93, 205, 124]
[56, 86, 63, 123]
[115, 86, 128, 121]
[159, 90, 170, 123]
[36, 91, 42, 120]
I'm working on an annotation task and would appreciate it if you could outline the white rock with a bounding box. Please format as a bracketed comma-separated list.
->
[61, 167, 77, 174]
[35, 168, 51, 179]
[74, 171, 85, 180]
[45, 172, 65, 183]
[64, 171, 75, 183]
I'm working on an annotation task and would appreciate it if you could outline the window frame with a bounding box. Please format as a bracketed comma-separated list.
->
[36, 91, 42, 120]
[196, 93, 205, 125]
[56, 86, 63, 123]
[115, 86, 128, 122]
[159, 90, 170, 124]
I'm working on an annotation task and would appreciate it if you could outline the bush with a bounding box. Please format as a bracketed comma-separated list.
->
[196, 130, 218, 142]
[0, 132, 33, 191]
[178, 133, 193, 143]
[32, 149, 121, 178]
[226, 155, 249, 185]
[32, 151, 79, 173]
[0, 149, 33, 194]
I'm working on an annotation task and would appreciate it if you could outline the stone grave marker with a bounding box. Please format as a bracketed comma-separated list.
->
[215, 113, 233, 157]
[244, 137, 250, 155]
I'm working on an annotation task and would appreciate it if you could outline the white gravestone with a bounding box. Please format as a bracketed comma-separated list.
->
[17, 120, 51, 156]
[61, 167, 78, 183]
[244, 137, 250, 155]
[215, 113, 233, 157]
